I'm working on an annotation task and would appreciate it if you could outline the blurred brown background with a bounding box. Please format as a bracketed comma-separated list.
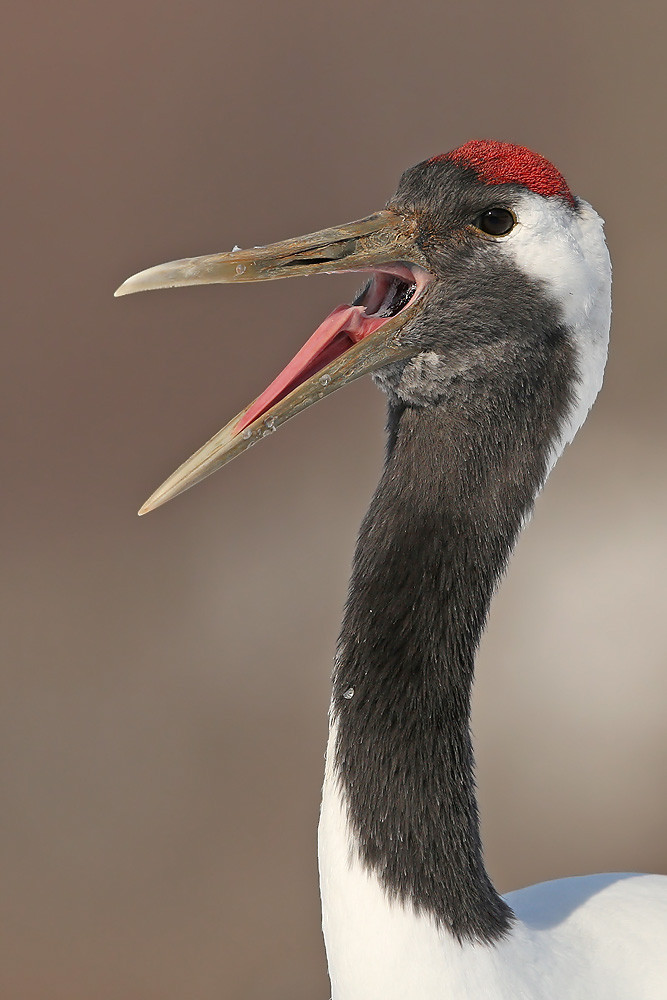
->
[3, 1, 667, 997]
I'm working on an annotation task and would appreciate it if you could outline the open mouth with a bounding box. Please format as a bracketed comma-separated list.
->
[115, 207, 435, 512]
[234, 264, 430, 435]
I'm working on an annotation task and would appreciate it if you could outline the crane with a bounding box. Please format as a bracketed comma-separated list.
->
[116, 140, 667, 999]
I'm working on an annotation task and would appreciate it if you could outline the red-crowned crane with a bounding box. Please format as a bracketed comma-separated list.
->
[116, 141, 667, 999]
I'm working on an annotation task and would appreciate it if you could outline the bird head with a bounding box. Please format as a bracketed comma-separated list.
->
[115, 140, 611, 513]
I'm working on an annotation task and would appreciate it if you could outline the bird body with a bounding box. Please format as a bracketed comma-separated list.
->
[117, 140, 667, 998]
[320, 841, 667, 999]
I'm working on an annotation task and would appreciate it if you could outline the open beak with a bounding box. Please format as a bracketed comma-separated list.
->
[115, 208, 433, 514]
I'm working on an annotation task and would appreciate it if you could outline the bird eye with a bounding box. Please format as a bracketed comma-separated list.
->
[475, 208, 516, 237]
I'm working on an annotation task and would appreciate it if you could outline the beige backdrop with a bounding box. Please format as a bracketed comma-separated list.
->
[4, 2, 667, 998]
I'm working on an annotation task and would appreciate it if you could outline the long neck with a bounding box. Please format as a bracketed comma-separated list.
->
[328, 358, 571, 942]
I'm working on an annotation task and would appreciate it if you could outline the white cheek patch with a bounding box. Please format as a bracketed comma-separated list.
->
[501, 194, 612, 459]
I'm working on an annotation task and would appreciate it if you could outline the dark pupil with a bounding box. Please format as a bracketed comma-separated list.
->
[479, 208, 514, 236]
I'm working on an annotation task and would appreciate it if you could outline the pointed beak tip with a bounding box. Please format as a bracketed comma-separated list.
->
[138, 495, 161, 516]
[115, 266, 165, 298]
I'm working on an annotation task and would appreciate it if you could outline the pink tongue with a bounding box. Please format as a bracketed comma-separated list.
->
[234, 304, 387, 435]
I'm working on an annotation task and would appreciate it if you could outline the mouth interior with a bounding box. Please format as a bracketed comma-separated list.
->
[234, 265, 421, 435]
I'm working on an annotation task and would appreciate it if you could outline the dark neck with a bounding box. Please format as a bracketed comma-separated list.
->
[332, 389, 560, 942]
